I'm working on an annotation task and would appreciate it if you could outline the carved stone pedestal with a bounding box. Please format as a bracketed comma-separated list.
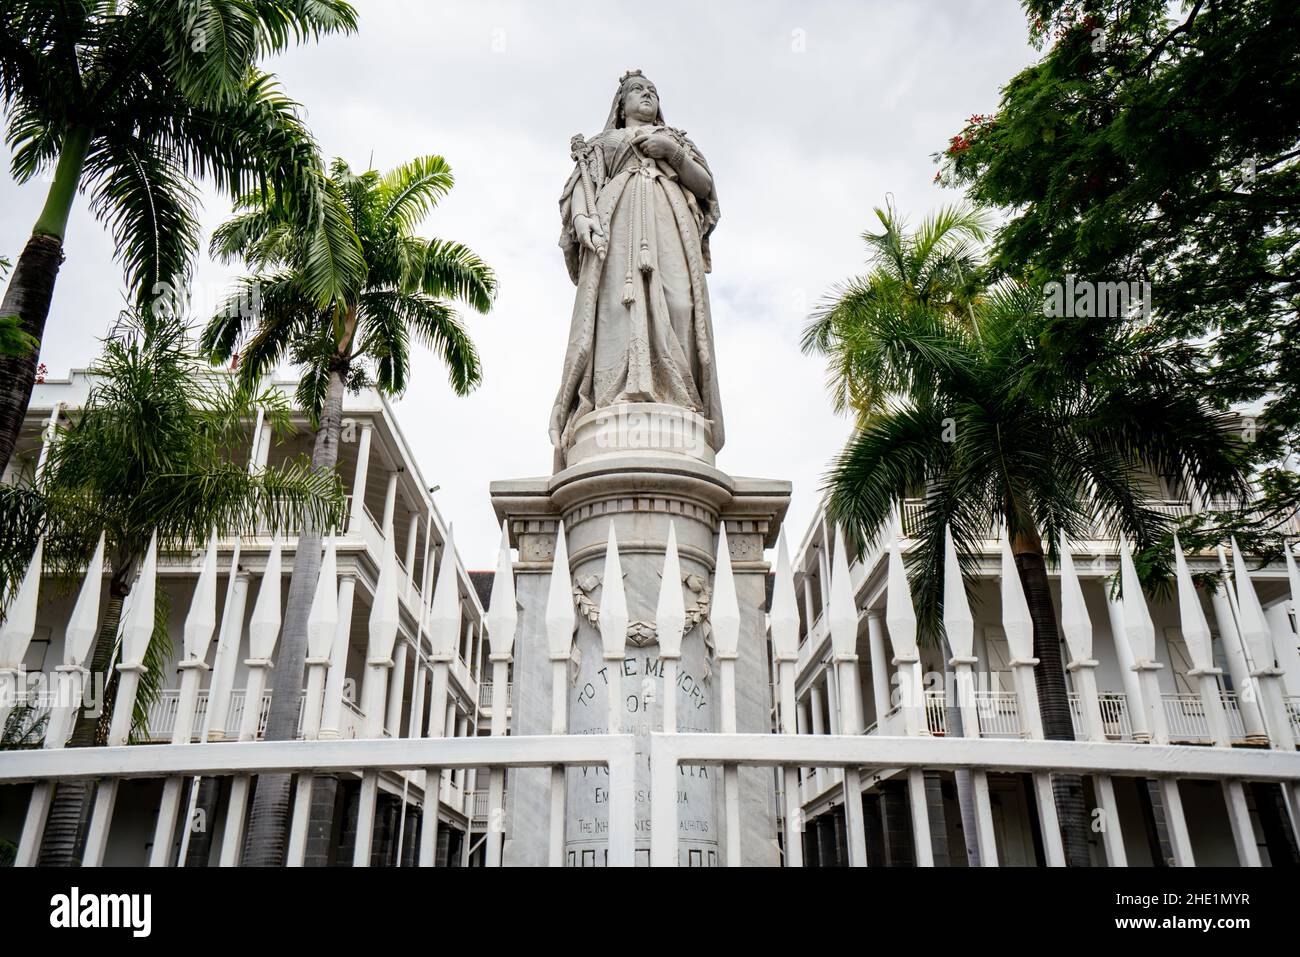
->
[490, 403, 789, 866]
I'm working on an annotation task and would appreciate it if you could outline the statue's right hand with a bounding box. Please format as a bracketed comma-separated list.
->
[574, 214, 606, 256]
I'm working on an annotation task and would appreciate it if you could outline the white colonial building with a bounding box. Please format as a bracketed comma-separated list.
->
[785, 493, 1300, 867]
[0, 371, 494, 866]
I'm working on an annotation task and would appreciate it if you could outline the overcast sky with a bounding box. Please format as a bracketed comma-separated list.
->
[0, 0, 1039, 569]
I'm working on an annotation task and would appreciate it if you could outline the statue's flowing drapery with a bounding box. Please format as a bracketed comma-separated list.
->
[549, 120, 725, 465]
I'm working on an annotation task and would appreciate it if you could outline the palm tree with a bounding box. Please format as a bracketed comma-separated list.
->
[804, 204, 1249, 867]
[25, 310, 344, 866]
[203, 155, 496, 865]
[0, 0, 358, 473]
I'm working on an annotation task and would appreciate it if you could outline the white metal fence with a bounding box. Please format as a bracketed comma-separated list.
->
[4, 730, 1298, 868]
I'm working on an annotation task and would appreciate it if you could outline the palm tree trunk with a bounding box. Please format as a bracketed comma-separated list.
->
[243, 370, 347, 866]
[0, 126, 92, 474]
[1012, 534, 1092, 867]
[37, 589, 125, 866]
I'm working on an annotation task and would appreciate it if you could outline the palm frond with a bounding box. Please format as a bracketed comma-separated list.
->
[408, 238, 496, 313]
[83, 133, 201, 310]
[379, 155, 454, 234]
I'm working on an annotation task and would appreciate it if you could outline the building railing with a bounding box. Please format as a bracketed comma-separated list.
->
[900, 498, 1194, 540]
[469, 788, 508, 824]
[1162, 693, 1215, 744]
[1068, 691, 1135, 741]
[145, 690, 309, 742]
[974, 691, 1022, 738]
[866, 691, 1022, 739]
[860, 689, 1278, 749]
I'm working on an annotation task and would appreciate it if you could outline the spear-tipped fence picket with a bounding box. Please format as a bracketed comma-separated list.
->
[1, 520, 1298, 868]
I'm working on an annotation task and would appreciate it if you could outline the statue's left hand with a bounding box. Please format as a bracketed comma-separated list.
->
[630, 129, 679, 163]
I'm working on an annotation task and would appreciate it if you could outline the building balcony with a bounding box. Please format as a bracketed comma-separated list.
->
[142, 689, 380, 742]
[478, 681, 513, 714]
[855, 689, 1280, 747]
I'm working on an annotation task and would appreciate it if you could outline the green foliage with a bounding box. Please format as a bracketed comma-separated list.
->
[0, 256, 35, 358]
[33, 311, 346, 586]
[806, 204, 1251, 642]
[0, 484, 45, 608]
[933, 0, 1300, 536]
[0, 314, 38, 358]
[0, 0, 358, 305]
[0, 310, 345, 734]
[203, 156, 496, 419]
[1, 699, 48, 749]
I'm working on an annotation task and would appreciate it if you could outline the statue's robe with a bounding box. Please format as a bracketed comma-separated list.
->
[550, 126, 724, 466]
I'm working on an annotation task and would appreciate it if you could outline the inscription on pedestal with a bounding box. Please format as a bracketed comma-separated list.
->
[565, 632, 720, 867]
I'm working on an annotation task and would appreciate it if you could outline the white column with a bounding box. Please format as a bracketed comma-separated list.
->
[1265, 602, 1300, 697]
[817, 549, 831, 617]
[348, 423, 373, 533]
[33, 401, 62, 481]
[404, 513, 420, 599]
[454, 715, 468, 792]
[867, 612, 890, 726]
[825, 660, 841, 735]
[319, 574, 357, 739]
[381, 471, 398, 531]
[809, 682, 826, 734]
[255, 422, 272, 469]
[386, 639, 410, 737]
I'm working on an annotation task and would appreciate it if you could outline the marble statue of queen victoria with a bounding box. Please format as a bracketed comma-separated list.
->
[548, 70, 725, 466]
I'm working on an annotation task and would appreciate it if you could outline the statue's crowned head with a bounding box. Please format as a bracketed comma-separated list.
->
[604, 69, 665, 129]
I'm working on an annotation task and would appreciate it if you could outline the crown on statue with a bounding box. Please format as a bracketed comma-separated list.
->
[618, 68, 644, 86]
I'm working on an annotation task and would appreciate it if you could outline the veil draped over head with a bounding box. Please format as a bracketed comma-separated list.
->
[602, 68, 666, 129]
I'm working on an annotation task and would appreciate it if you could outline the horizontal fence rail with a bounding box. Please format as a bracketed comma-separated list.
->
[4, 731, 1298, 867]
[648, 732, 1300, 867]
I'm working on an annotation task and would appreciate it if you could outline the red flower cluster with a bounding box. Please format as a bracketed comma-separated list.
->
[34, 362, 47, 384]
[946, 113, 995, 156]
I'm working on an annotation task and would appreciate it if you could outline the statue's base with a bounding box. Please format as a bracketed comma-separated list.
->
[489, 427, 790, 867]
[566, 402, 715, 469]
